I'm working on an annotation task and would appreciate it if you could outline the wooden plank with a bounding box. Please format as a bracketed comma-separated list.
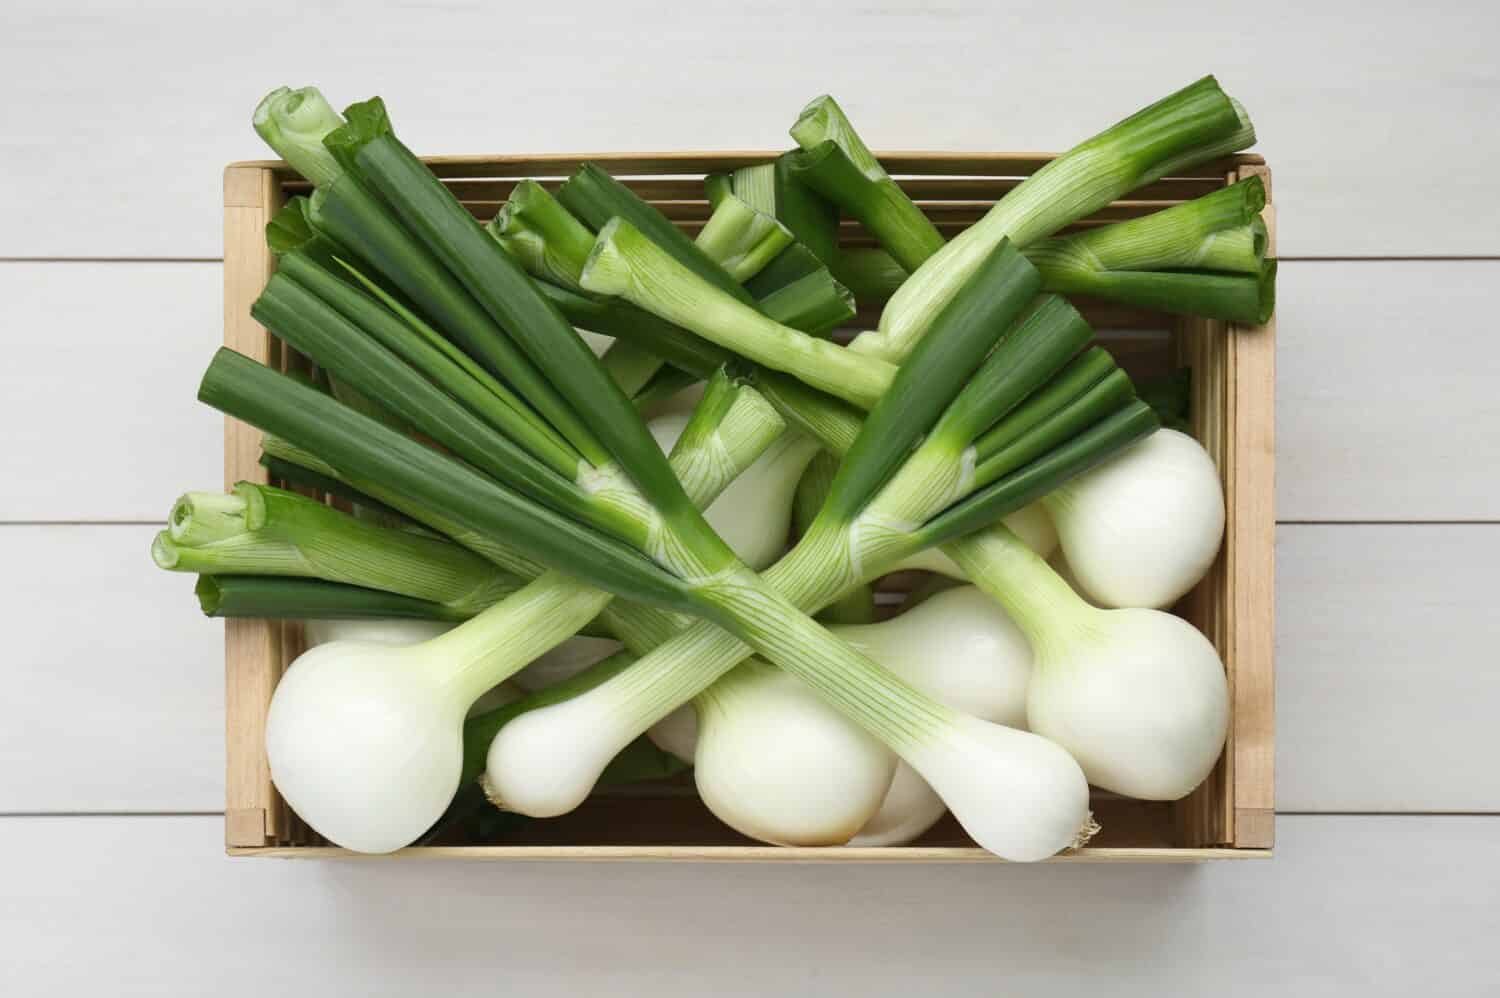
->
[0, 262, 222, 521]
[1277, 260, 1500, 521]
[0, 815, 1495, 994]
[221, 167, 280, 847]
[1276, 524, 1500, 811]
[1, 523, 1496, 815]
[0, 526, 223, 811]
[9, 258, 1495, 522]
[4, 1, 1497, 257]
[1229, 167, 1276, 847]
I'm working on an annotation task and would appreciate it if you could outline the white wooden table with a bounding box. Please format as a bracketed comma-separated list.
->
[3, 1, 1497, 992]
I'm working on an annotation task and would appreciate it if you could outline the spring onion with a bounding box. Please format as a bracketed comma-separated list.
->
[153, 482, 518, 617]
[494, 175, 854, 404]
[252, 92, 1066, 855]
[485, 245, 1158, 860]
[695, 659, 896, 845]
[693, 191, 795, 282]
[1043, 428, 1226, 609]
[194, 575, 473, 623]
[842, 586, 1031, 845]
[719, 155, 840, 268]
[1022, 176, 1274, 323]
[664, 585, 1035, 847]
[854, 76, 1257, 363]
[647, 410, 817, 571]
[831, 178, 1274, 324]
[244, 361, 780, 852]
[214, 84, 1233, 859]
[210, 126, 786, 848]
[788, 95, 943, 272]
[948, 526, 1229, 800]
[581, 218, 897, 408]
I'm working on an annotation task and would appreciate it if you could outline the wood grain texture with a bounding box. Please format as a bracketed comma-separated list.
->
[0, 526, 223, 812]
[9, 259, 1496, 522]
[0, 815, 1495, 995]
[0, 262, 222, 521]
[1229, 185, 1276, 843]
[1276, 524, 1500, 811]
[221, 166, 284, 847]
[1277, 260, 1500, 522]
[4, 1, 1499, 258]
[1, 523, 1495, 814]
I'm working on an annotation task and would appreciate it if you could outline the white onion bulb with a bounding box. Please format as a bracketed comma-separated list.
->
[1043, 429, 1224, 609]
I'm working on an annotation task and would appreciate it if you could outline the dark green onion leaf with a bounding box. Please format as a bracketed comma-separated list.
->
[915, 402, 1161, 550]
[929, 294, 1095, 449]
[199, 349, 701, 613]
[974, 369, 1139, 487]
[820, 239, 1041, 524]
[196, 575, 471, 622]
[251, 272, 619, 535]
[558, 163, 755, 305]
[348, 126, 729, 560]
[307, 171, 605, 465]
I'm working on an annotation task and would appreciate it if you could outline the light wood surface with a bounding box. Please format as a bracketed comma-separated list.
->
[5, 525, 1495, 814]
[4, 1, 1498, 258]
[11, 259, 1497, 522]
[4, 0, 1499, 987]
[2, 816, 1495, 995]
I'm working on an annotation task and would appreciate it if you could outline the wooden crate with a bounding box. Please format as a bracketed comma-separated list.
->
[222, 151, 1276, 861]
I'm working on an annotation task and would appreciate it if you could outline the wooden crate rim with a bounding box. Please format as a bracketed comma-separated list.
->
[221, 153, 1275, 861]
[228, 149, 1265, 177]
[230, 845, 1273, 862]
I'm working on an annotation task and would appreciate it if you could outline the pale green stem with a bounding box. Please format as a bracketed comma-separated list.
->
[941, 525, 1101, 662]
[488, 179, 598, 290]
[430, 571, 615, 706]
[694, 195, 794, 283]
[252, 86, 344, 187]
[856, 79, 1255, 363]
[581, 218, 896, 409]
[168, 490, 248, 545]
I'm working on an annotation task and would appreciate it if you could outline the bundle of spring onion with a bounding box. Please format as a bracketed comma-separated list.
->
[154, 74, 1264, 859]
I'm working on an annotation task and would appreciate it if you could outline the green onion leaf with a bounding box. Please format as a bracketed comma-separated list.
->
[820, 240, 1041, 524]
[199, 349, 702, 613]
[196, 575, 472, 622]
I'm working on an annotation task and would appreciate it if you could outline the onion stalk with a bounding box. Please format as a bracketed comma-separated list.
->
[829, 176, 1278, 324]
[581, 218, 897, 408]
[223, 357, 781, 853]
[484, 246, 1158, 860]
[854, 75, 1257, 363]
[153, 482, 518, 617]
[655, 585, 1034, 847]
[238, 88, 1156, 860]
[788, 95, 943, 272]
[195, 575, 473, 623]
[716, 155, 840, 267]
[949, 526, 1229, 799]
[693, 191, 794, 283]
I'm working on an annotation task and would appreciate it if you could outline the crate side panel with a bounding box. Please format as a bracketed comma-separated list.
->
[1229, 166, 1277, 847]
[222, 166, 284, 848]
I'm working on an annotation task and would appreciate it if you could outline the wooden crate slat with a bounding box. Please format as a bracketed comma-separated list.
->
[1229, 164, 1277, 848]
[235, 150, 1258, 181]
[221, 165, 282, 849]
